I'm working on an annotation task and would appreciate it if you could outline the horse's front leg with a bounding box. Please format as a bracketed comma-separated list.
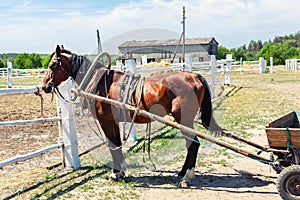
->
[99, 119, 127, 181]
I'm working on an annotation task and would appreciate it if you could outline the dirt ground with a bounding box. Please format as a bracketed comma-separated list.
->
[1, 66, 300, 199]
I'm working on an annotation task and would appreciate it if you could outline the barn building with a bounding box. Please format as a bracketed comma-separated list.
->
[118, 37, 218, 64]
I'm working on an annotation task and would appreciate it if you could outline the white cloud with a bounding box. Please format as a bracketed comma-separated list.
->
[0, 0, 299, 53]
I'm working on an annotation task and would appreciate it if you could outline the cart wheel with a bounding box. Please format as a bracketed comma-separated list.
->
[277, 165, 300, 200]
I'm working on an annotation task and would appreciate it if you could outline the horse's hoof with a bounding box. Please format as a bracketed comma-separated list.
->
[178, 179, 190, 188]
[109, 171, 125, 181]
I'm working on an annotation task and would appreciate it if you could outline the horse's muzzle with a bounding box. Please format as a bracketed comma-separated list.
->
[42, 82, 53, 93]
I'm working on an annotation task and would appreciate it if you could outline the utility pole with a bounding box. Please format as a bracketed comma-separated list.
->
[182, 6, 186, 63]
[171, 6, 186, 64]
[96, 29, 102, 54]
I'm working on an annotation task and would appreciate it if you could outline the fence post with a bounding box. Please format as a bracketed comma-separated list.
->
[224, 54, 232, 85]
[259, 57, 266, 73]
[240, 57, 243, 73]
[142, 55, 147, 66]
[184, 54, 192, 72]
[270, 57, 273, 73]
[57, 78, 81, 169]
[293, 59, 297, 71]
[210, 55, 216, 98]
[123, 59, 137, 142]
[7, 61, 12, 88]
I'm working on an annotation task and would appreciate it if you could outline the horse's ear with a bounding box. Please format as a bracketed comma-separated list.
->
[60, 45, 64, 50]
[56, 45, 61, 58]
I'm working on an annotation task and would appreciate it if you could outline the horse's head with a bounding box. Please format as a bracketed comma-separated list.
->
[42, 45, 73, 93]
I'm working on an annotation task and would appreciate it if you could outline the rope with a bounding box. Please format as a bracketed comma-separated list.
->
[34, 87, 44, 118]
[143, 123, 157, 170]
[285, 127, 291, 151]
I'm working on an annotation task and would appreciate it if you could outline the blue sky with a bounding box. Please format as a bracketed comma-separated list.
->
[0, 0, 299, 54]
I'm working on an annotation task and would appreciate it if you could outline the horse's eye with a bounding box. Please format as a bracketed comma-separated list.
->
[49, 64, 55, 70]
[49, 61, 58, 70]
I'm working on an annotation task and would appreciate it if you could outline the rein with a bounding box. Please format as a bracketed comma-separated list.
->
[54, 87, 75, 104]
[34, 87, 44, 118]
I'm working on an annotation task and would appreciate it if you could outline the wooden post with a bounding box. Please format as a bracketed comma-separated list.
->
[7, 61, 12, 88]
[270, 57, 273, 73]
[182, 6, 185, 63]
[57, 78, 81, 169]
[97, 29, 102, 54]
[285, 59, 289, 69]
[259, 57, 266, 73]
[240, 57, 243, 73]
[184, 54, 192, 72]
[210, 55, 216, 98]
[224, 54, 233, 85]
[123, 60, 137, 142]
[293, 59, 297, 71]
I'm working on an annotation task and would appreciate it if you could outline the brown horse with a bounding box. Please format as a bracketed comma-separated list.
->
[42, 45, 220, 186]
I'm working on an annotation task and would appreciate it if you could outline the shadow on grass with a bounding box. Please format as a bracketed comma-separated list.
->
[127, 125, 177, 153]
[126, 169, 278, 195]
[4, 166, 109, 200]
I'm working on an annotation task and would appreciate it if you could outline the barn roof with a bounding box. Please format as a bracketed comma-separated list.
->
[119, 37, 218, 48]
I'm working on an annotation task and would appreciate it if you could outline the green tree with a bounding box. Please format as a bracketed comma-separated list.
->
[218, 45, 230, 59]
[230, 45, 247, 60]
[14, 53, 42, 69]
[0, 59, 4, 68]
[297, 48, 300, 57]
[256, 42, 298, 65]
[42, 54, 51, 69]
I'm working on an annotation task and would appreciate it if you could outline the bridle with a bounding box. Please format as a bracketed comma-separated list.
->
[47, 54, 74, 103]
[49, 55, 72, 87]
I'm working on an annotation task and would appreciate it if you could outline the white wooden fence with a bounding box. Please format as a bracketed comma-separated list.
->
[0, 78, 81, 169]
[285, 59, 299, 70]
[1, 62, 48, 88]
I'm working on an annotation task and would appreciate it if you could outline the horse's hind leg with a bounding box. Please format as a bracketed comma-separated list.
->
[178, 125, 200, 187]
[171, 98, 200, 187]
[99, 119, 126, 180]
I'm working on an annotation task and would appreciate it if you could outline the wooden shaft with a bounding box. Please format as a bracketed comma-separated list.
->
[72, 89, 273, 165]
[194, 120, 268, 152]
[221, 130, 268, 151]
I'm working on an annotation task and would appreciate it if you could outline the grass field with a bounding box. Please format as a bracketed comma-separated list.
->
[1, 65, 300, 200]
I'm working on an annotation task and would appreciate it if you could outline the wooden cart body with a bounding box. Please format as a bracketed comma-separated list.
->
[265, 111, 300, 149]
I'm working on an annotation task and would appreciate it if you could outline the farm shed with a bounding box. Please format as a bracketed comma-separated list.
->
[118, 37, 218, 64]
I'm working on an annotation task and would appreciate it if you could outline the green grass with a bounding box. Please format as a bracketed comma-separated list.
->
[2, 66, 300, 199]
[0, 77, 43, 87]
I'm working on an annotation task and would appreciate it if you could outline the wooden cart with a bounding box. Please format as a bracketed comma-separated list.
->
[265, 111, 300, 200]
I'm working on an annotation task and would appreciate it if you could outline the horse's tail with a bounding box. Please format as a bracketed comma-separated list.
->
[198, 75, 222, 132]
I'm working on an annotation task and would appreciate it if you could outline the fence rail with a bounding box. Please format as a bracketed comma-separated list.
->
[0, 143, 64, 169]
[0, 117, 61, 126]
[0, 78, 81, 170]
[0, 86, 42, 95]
[0, 68, 47, 78]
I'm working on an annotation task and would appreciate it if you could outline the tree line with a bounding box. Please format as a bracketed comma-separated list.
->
[0, 32, 299, 68]
[0, 53, 51, 69]
[218, 32, 300, 65]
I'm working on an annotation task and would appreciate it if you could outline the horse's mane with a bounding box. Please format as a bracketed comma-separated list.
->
[69, 53, 92, 80]
[53, 49, 92, 83]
